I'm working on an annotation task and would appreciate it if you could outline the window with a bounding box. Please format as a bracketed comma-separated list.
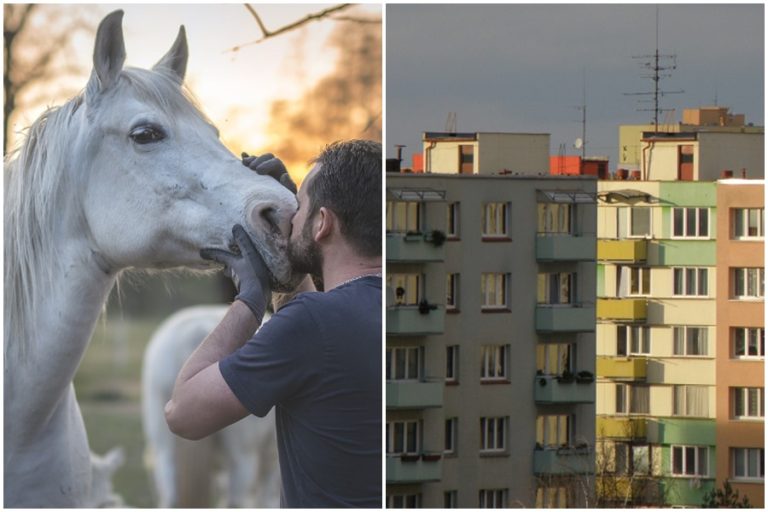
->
[672, 207, 709, 238]
[733, 208, 764, 239]
[733, 327, 765, 359]
[479, 489, 507, 508]
[673, 385, 709, 417]
[482, 202, 509, 237]
[732, 387, 764, 419]
[733, 267, 764, 299]
[386, 420, 419, 455]
[673, 268, 709, 296]
[616, 384, 649, 414]
[629, 207, 651, 237]
[673, 326, 709, 356]
[388, 273, 420, 305]
[732, 448, 764, 480]
[617, 266, 650, 296]
[480, 417, 507, 452]
[536, 414, 571, 448]
[614, 443, 651, 475]
[386, 347, 420, 381]
[388, 494, 421, 508]
[536, 343, 573, 375]
[617, 325, 650, 355]
[386, 201, 420, 233]
[446, 202, 460, 238]
[535, 486, 567, 508]
[481, 273, 508, 309]
[537, 272, 575, 304]
[446, 345, 459, 382]
[480, 345, 508, 381]
[671, 445, 709, 477]
[445, 418, 458, 454]
[446, 273, 459, 310]
[444, 491, 458, 508]
[537, 202, 572, 234]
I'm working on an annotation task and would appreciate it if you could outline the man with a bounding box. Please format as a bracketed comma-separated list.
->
[164, 140, 382, 508]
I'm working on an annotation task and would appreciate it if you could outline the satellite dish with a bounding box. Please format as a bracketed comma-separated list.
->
[574, 138, 583, 149]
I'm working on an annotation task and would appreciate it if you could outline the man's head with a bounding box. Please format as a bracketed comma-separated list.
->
[287, 139, 381, 276]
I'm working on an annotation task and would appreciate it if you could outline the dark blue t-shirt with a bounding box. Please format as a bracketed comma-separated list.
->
[220, 276, 382, 508]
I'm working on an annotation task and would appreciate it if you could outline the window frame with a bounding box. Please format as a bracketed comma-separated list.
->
[732, 208, 764, 240]
[672, 326, 709, 357]
[386, 200, 421, 233]
[446, 345, 459, 383]
[732, 327, 765, 359]
[617, 325, 651, 356]
[671, 445, 709, 477]
[733, 267, 765, 299]
[478, 489, 507, 508]
[446, 202, 461, 239]
[480, 344, 509, 382]
[672, 385, 710, 417]
[386, 346, 422, 381]
[479, 416, 507, 453]
[386, 419, 420, 455]
[672, 267, 709, 297]
[732, 387, 765, 420]
[482, 202, 510, 238]
[444, 417, 458, 455]
[731, 447, 765, 481]
[615, 383, 650, 415]
[537, 202, 573, 235]
[388, 273, 422, 306]
[481, 272, 509, 310]
[446, 273, 459, 311]
[628, 207, 652, 238]
[672, 207, 710, 239]
[387, 493, 421, 508]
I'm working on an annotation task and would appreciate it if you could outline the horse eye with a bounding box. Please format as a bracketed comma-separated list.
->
[129, 125, 166, 144]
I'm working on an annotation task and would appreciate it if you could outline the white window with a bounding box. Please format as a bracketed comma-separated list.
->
[446, 202, 460, 238]
[446, 345, 459, 382]
[386, 347, 420, 381]
[733, 208, 764, 239]
[617, 325, 650, 355]
[535, 486, 567, 508]
[673, 385, 709, 417]
[386, 201, 420, 233]
[480, 417, 507, 452]
[732, 387, 764, 419]
[617, 266, 650, 296]
[733, 327, 765, 359]
[446, 273, 459, 310]
[536, 343, 573, 375]
[616, 383, 649, 414]
[614, 442, 651, 475]
[672, 207, 709, 238]
[732, 448, 764, 481]
[673, 267, 709, 296]
[481, 273, 508, 309]
[444, 491, 458, 508]
[671, 445, 709, 477]
[536, 414, 571, 448]
[388, 273, 421, 305]
[386, 420, 419, 455]
[479, 489, 507, 508]
[388, 494, 421, 508]
[444, 418, 458, 454]
[482, 202, 509, 237]
[537, 272, 575, 305]
[733, 267, 764, 299]
[629, 207, 651, 237]
[480, 345, 508, 381]
[537, 202, 572, 234]
[673, 326, 709, 356]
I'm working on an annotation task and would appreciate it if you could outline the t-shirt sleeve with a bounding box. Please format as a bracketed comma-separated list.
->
[219, 296, 320, 417]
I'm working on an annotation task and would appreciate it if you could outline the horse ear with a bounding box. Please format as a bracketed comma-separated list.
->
[152, 26, 188, 83]
[91, 10, 126, 91]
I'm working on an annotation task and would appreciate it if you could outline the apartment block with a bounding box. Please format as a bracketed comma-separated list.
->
[715, 179, 765, 507]
[386, 135, 597, 507]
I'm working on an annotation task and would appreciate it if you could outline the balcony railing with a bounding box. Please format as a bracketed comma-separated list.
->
[386, 231, 446, 262]
[597, 239, 647, 262]
[596, 298, 647, 321]
[535, 304, 595, 332]
[596, 356, 647, 379]
[533, 446, 594, 475]
[596, 416, 647, 439]
[386, 453, 442, 483]
[534, 374, 595, 404]
[536, 234, 596, 262]
[386, 305, 445, 335]
[386, 380, 443, 409]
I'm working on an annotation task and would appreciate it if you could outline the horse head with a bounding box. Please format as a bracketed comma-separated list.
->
[73, 10, 300, 289]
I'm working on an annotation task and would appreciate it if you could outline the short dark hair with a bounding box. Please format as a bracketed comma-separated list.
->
[306, 139, 381, 258]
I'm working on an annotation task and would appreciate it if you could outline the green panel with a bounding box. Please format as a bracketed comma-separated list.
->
[646, 418, 716, 445]
[647, 240, 716, 266]
[659, 182, 717, 207]
[660, 477, 716, 507]
[386, 381, 444, 409]
[597, 264, 605, 297]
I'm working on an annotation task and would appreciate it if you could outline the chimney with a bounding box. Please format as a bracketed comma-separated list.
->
[630, 170, 641, 181]
[721, 170, 734, 178]
[741, 168, 747, 178]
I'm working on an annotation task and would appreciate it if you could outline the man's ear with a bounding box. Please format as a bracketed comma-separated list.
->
[313, 207, 335, 242]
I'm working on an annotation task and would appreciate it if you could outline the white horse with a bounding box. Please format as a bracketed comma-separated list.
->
[142, 305, 280, 508]
[3, 10, 300, 507]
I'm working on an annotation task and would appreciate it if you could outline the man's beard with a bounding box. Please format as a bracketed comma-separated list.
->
[287, 219, 323, 277]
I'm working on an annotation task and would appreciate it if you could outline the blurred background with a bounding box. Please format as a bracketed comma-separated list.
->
[4, 3, 381, 506]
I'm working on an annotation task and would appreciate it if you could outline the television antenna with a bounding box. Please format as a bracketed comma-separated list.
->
[445, 112, 457, 133]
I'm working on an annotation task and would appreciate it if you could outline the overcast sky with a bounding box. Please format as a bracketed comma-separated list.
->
[386, 3, 764, 166]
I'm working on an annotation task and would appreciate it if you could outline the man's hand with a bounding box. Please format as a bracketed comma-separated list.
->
[200, 225, 271, 321]
[242, 152, 297, 194]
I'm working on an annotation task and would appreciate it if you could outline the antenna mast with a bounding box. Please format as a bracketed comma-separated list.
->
[624, 6, 683, 133]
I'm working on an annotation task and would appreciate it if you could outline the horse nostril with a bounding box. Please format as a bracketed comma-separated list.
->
[260, 207, 281, 236]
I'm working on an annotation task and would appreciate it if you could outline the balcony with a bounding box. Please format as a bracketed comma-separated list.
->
[386, 231, 446, 262]
[596, 298, 647, 321]
[597, 239, 647, 262]
[386, 380, 443, 409]
[386, 453, 442, 483]
[536, 234, 596, 262]
[645, 418, 716, 446]
[596, 416, 647, 439]
[535, 305, 595, 332]
[596, 356, 647, 379]
[533, 446, 594, 475]
[534, 374, 595, 404]
[387, 306, 445, 336]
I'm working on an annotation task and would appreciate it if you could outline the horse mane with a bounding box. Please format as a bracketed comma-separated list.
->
[4, 67, 211, 358]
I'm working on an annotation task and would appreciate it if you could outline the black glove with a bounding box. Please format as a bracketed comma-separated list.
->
[200, 225, 272, 320]
[242, 152, 297, 194]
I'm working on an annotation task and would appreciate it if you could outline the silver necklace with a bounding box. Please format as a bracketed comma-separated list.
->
[337, 272, 382, 288]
